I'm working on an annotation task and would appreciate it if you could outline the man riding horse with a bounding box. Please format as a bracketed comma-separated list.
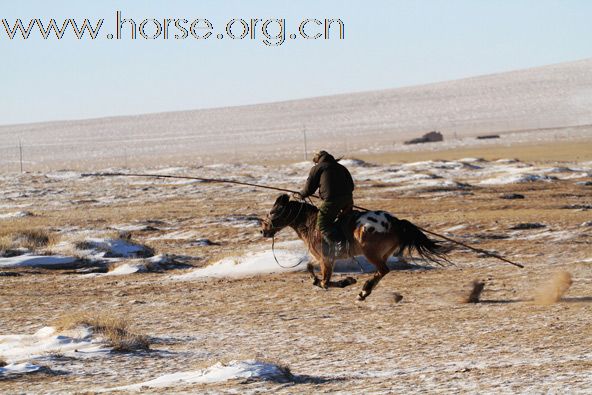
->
[262, 151, 450, 299]
[296, 150, 354, 254]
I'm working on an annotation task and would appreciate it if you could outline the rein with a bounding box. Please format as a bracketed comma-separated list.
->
[271, 234, 306, 269]
[268, 201, 307, 269]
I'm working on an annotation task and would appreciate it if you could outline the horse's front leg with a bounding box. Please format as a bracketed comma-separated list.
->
[307, 263, 321, 287]
[306, 242, 331, 289]
[307, 261, 356, 289]
[320, 257, 334, 289]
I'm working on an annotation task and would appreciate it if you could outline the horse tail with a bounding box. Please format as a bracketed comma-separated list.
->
[391, 218, 452, 266]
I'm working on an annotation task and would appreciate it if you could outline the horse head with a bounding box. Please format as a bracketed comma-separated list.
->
[261, 194, 294, 238]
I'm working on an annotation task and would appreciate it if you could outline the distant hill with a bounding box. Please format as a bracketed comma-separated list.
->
[1, 59, 591, 170]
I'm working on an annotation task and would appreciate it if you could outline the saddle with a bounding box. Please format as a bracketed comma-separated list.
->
[333, 209, 364, 244]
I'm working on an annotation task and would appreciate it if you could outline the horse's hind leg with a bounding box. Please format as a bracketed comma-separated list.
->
[358, 256, 390, 301]
[328, 276, 357, 288]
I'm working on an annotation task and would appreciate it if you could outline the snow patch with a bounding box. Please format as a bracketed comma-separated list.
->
[102, 255, 181, 276]
[45, 171, 81, 180]
[105, 262, 146, 276]
[339, 158, 374, 167]
[172, 242, 309, 280]
[152, 167, 188, 174]
[148, 254, 176, 265]
[513, 229, 577, 241]
[109, 224, 156, 232]
[0, 362, 43, 377]
[0, 326, 110, 364]
[444, 224, 467, 233]
[0, 255, 77, 269]
[0, 211, 33, 220]
[78, 238, 152, 259]
[172, 240, 414, 280]
[396, 179, 466, 191]
[480, 174, 557, 185]
[105, 360, 290, 391]
[147, 230, 201, 241]
[458, 157, 485, 163]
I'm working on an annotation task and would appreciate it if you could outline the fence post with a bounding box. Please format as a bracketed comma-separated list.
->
[302, 126, 308, 161]
[18, 139, 23, 173]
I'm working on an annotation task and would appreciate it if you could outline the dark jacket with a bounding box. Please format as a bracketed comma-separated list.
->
[300, 152, 354, 200]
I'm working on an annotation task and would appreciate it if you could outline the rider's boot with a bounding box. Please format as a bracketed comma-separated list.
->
[322, 229, 345, 258]
[321, 233, 336, 259]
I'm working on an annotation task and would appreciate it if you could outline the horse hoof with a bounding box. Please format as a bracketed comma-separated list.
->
[393, 293, 403, 303]
[345, 277, 357, 285]
[357, 292, 366, 301]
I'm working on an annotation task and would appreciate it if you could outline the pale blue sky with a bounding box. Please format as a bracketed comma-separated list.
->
[1, 0, 591, 125]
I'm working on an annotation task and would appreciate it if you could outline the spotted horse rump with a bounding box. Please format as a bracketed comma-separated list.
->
[355, 211, 393, 234]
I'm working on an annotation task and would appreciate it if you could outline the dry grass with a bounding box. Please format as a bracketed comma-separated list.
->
[533, 271, 573, 305]
[0, 141, 590, 393]
[0, 235, 12, 253]
[42, 350, 66, 360]
[0, 228, 59, 253]
[16, 229, 58, 250]
[260, 357, 293, 379]
[208, 246, 252, 266]
[53, 313, 150, 352]
[361, 138, 592, 164]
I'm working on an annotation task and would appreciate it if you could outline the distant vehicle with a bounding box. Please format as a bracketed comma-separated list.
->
[404, 131, 443, 145]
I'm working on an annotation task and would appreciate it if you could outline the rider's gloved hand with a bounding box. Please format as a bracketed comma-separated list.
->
[292, 192, 304, 200]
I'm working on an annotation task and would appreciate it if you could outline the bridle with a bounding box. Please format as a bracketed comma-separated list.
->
[264, 200, 308, 269]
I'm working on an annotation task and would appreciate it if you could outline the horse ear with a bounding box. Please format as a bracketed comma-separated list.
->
[275, 194, 290, 206]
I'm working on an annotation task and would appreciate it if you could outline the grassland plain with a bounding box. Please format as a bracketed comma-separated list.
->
[0, 137, 591, 393]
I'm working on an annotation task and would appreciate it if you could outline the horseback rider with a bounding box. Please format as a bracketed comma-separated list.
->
[296, 150, 355, 250]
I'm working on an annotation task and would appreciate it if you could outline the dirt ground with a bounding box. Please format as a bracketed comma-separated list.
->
[1, 139, 591, 394]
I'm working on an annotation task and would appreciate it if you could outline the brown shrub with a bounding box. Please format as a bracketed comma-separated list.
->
[54, 313, 150, 352]
[262, 358, 293, 379]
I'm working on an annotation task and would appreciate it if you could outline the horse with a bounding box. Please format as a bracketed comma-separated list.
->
[261, 194, 450, 300]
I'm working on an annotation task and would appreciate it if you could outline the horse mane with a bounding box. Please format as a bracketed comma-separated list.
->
[288, 199, 318, 213]
[287, 200, 318, 231]
[285, 200, 321, 251]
